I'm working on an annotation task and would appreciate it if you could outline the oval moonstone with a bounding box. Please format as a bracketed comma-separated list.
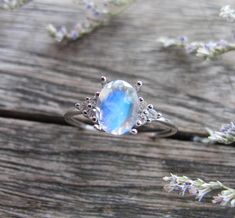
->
[96, 80, 139, 135]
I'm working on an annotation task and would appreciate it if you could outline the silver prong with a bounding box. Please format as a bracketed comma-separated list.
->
[136, 121, 142, 127]
[101, 76, 107, 86]
[135, 81, 143, 92]
[157, 113, 162, 118]
[75, 103, 80, 109]
[147, 104, 153, 110]
[131, 128, 138, 135]
[137, 81, 143, 87]
[86, 97, 90, 102]
[92, 117, 97, 123]
[139, 97, 144, 102]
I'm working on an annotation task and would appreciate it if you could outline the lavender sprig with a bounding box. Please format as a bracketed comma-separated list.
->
[158, 5, 235, 60]
[206, 122, 235, 144]
[163, 174, 235, 207]
[0, 0, 31, 9]
[47, 0, 135, 42]
[158, 36, 235, 60]
[220, 5, 235, 22]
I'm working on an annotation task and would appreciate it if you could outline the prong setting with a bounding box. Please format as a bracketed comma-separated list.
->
[83, 110, 88, 115]
[92, 117, 97, 123]
[75, 103, 80, 109]
[101, 76, 107, 86]
[147, 104, 153, 110]
[131, 129, 138, 135]
[137, 81, 143, 87]
[135, 81, 143, 92]
[136, 120, 142, 126]
[72, 77, 161, 135]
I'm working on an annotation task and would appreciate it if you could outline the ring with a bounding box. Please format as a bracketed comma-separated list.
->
[64, 77, 177, 137]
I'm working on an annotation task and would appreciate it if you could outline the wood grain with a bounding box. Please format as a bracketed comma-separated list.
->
[0, 1, 235, 217]
[0, 117, 234, 218]
[0, 0, 235, 134]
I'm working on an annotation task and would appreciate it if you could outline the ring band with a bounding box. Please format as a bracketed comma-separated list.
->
[64, 107, 177, 137]
[64, 77, 177, 137]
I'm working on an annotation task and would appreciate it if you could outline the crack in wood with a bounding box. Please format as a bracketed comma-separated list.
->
[0, 108, 208, 142]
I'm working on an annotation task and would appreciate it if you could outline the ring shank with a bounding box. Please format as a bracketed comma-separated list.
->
[138, 116, 178, 137]
[64, 108, 177, 137]
[64, 108, 96, 131]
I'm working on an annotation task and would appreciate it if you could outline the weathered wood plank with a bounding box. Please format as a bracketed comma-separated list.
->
[0, 117, 234, 217]
[0, 0, 235, 134]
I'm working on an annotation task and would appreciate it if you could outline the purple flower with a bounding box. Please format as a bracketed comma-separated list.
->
[163, 174, 235, 208]
[70, 30, 79, 40]
[220, 122, 235, 133]
[48, 0, 136, 42]
[178, 36, 188, 43]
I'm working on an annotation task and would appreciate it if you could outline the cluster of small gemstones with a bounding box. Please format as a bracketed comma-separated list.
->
[47, 0, 135, 42]
[75, 92, 100, 124]
[134, 92, 162, 134]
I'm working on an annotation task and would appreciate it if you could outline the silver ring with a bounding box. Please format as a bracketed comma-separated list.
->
[64, 77, 177, 137]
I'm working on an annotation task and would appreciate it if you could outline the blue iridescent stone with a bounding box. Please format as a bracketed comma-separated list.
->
[96, 80, 139, 135]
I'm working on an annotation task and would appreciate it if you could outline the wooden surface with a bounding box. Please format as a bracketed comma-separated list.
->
[0, 0, 235, 217]
[0, 117, 235, 218]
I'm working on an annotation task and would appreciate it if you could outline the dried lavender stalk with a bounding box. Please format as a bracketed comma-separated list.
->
[207, 122, 235, 144]
[158, 36, 235, 60]
[47, 0, 135, 42]
[158, 5, 235, 60]
[0, 0, 31, 9]
[220, 5, 235, 22]
[163, 174, 235, 207]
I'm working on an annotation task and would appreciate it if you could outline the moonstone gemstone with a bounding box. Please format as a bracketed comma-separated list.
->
[96, 80, 139, 135]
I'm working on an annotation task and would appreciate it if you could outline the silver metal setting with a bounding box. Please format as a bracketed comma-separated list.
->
[64, 77, 177, 137]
